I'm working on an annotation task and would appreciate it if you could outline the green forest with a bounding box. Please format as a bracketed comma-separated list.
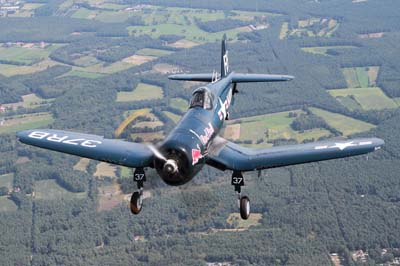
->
[0, 0, 400, 265]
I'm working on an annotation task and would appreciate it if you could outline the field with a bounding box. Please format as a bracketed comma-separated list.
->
[280, 18, 339, 39]
[0, 59, 60, 77]
[170, 97, 188, 112]
[73, 158, 90, 172]
[342, 66, 380, 88]
[131, 131, 164, 142]
[0, 197, 18, 212]
[226, 213, 262, 229]
[97, 181, 127, 211]
[163, 111, 182, 124]
[0, 44, 62, 65]
[3, 93, 53, 110]
[0, 112, 54, 135]
[224, 110, 331, 146]
[309, 107, 375, 136]
[328, 87, 398, 110]
[136, 48, 174, 57]
[34, 180, 86, 200]
[301, 46, 356, 56]
[94, 162, 117, 178]
[0, 173, 14, 190]
[116, 83, 163, 102]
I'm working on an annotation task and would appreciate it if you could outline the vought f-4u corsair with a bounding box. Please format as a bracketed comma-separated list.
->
[17, 36, 384, 219]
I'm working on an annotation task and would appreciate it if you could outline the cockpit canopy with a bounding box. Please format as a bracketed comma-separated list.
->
[190, 87, 214, 110]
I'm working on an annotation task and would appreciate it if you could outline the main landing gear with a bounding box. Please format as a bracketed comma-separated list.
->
[232, 171, 250, 220]
[130, 168, 146, 215]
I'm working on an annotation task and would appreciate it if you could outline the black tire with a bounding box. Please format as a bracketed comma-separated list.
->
[240, 196, 250, 220]
[130, 192, 142, 215]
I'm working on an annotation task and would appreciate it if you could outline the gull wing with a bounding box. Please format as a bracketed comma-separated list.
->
[206, 137, 384, 171]
[17, 129, 154, 168]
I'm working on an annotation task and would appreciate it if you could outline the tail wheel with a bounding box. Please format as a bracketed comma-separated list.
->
[130, 191, 143, 215]
[240, 196, 250, 220]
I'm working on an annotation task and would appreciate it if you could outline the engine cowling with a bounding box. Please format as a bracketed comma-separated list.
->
[154, 133, 205, 186]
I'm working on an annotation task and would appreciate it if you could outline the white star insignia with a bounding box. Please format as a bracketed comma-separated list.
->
[330, 141, 357, 150]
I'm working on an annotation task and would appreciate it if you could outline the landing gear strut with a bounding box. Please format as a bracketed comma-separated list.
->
[130, 168, 146, 215]
[231, 171, 250, 220]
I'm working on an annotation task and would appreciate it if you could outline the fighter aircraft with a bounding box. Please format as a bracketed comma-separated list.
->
[17, 35, 384, 219]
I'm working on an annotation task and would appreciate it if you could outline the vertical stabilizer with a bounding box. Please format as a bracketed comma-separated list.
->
[220, 34, 229, 78]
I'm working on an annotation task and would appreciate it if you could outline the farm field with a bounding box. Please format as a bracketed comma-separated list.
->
[94, 162, 117, 178]
[136, 48, 174, 57]
[309, 107, 375, 136]
[116, 83, 163, 102]
[170, 97, 188, 112]
[342, 66, 379, 88]
[0, 59, 60, 77]
[0, 43, 62, 65]
[0, 112, 54, 135]
[0, 197, 18, 212]
[97, 181, 126, 211]
[131, 131, 164, 142]
[0, 173, 14, 190]
[115, 108, 151, 137]
[3, 93, 53, 110]
[224, 110, 332, 145]
[328, 87, 397, 110]
[301, 45, 356, 56]
[34, 180, 86, 200]
[163, 111, 181, 124]
[227, 213, 262, 229]
[73, 158, 90, 172]
[280, 18, 339, 39]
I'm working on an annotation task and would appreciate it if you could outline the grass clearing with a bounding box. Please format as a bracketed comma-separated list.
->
[0, 197, 18, 212]
[167, 39, 200, 49]
[34, 179, 86, 200]
[170, 97, 188, 112]
[163, 111, 181, 124]
[0, 173, 14, 190]
[122, 54, 156, 65]
[0, 112, 54, 135]
[94, 162, 117, 178]
[116, 83, 163, 102]
[394, 98, 400, 106]
[73, 158, 90, 172]
[62, 69, 105, 79]
[279, 22, 289, 40]
[301, 46, 356, 56]
[3, 93, 53, 110]
[281, 18, 339, 39]
[225, 110, 332, 146]
[227, 213, 262, 229]
[309, 107, 375, 136]
[342, 66, 380, 88]
[328, 87, 397, 110]
[136, 48, 174, 57]
[131, 131, 164, 142]
[153, 63, 181, 74]
[0, 59, 60, 77]
[0, 44, 62, 65]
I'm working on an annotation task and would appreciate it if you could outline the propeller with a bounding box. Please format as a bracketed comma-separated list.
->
[147, 144, 178, 174]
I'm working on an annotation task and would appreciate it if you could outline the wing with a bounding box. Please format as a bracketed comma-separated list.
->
[17, 129, 154, 168]
[207, 137, 384, 171]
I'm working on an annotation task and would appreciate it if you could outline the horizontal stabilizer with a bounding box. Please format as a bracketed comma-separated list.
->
[231, 73, 294, 83]
[168, 73, 215, 82]
[168, 73, 294, 83]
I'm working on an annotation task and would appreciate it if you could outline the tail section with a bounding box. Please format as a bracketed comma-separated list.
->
[220, 34, 229, 78]
[168, 35, 294, 83]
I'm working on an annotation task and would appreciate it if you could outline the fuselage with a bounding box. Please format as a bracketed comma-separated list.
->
[154, 73, 234, 185]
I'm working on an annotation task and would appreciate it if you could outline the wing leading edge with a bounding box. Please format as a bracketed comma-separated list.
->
[17, 129, 154, 168]
[207, 137, 384, 171]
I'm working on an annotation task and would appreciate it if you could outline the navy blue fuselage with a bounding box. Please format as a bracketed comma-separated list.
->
[155, 74, 233, 185]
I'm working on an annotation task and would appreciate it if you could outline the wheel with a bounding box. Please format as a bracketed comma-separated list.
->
[240, 196, 250, 220]
[130, 191, 143, 215]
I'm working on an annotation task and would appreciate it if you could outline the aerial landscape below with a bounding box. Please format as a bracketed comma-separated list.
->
[0, 0, 400, 265]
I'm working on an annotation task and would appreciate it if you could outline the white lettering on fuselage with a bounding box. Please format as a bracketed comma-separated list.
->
[218, 89, 232, 121]
[28, 131, 102, 148]
[199, 123, 214, 145]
